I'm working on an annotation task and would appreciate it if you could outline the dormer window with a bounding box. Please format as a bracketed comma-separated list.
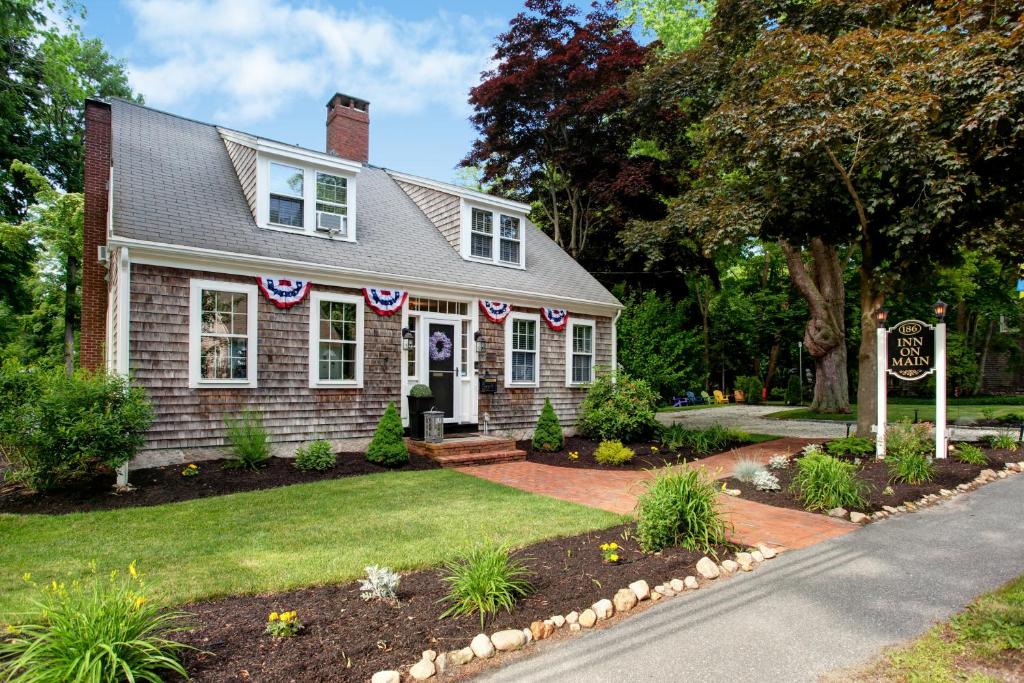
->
[315, 172, 348, 236]
[461, 203, 526, 268]
[499, 215, 521, 264]
[471, 209, 493, 258]
[269, 163, 304, 227]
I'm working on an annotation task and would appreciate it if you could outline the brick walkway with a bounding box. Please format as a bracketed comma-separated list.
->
[458, 437, 856, 551]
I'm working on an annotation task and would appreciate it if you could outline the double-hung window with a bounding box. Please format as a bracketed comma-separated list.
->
[257, 150, 359, 240]
[189, 280, 258, 388]
[315, 171, 348, 236]
[566, 319, 595, 386]
[499, 215, 521, 264]
[309, 291, 363, 387]
[505, 312, 539, 387]
[463, 204, 525, 267]
[470, 208, 493, 258]
[269, 162, 304, 228]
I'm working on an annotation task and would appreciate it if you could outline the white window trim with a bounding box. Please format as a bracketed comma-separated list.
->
[256, 153, 358, 242]
[308, 290, 364, 388]
[188, 279, 258, 389]
[460, 200, 526, 269]
[505, 311, 540, 388]
[565, 318, 596, 387]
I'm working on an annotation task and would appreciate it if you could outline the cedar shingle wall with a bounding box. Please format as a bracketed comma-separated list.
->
[395, 181, 460, 249]
[222, 138, 257, 219]
[129, 264, 402, 454]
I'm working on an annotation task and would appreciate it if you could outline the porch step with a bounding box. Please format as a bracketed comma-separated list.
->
[428, 449, 527, 467]
[406, 436, 527, 467]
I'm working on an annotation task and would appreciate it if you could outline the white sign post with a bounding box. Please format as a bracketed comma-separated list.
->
[875, 324, 887, 459]
[935, 319, 947, 459]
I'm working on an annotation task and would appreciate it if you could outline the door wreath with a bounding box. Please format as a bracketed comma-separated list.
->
[429, 330, 453, 361]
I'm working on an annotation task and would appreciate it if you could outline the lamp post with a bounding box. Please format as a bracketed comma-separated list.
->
[933, 300, 948, 459]
[875, 307, 889, 458]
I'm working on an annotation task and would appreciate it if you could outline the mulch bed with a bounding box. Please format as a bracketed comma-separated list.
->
[177, 523, 719, 682]
[0, 455, 439, 516]
[721, 446, 1021, 514]
[518, 435, 752, 471]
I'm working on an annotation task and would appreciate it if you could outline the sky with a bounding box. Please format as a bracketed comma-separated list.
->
[78, 0, 551, 182]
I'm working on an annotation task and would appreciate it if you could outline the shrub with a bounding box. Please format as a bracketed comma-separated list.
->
[885, 420, 931, 460]
[785, 375, 802, 405]
[532, 399, 564, 452]
[955, 443, 988, 465]
[294, 440, 336, 471]
[576, 371, 659, 442]
[635, 467, 729, 553]
[359, 565, 401, 603]
[752, 470, 781, 491]
[409, 383, 432, 398]
[366, 403, 409, 467]
[224, 410, 270, 470]
[594, 439, 635, 465]
[790, 452, 868, 511]
[746, 376, 763, 405]
[825, 436, 875, 458]
[732, 458, 766, 483]
[0, 367, 154, 492]
[985, 432, 1020, 451]
[0, 563, 191, 682]
[439, 545, 532, 628]
[768, 455, 789, 470]
[887, 452, 935, 485]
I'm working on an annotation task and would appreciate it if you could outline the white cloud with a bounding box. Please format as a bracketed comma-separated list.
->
[124, 0, 496, 122]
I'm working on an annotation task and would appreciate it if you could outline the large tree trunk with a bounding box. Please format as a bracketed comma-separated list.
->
[975, 319, 996, 394]
[64, 254, 78, 377]
[764, 342, 781, 393]
[781, 238, 850, 413]
[855, 270, 885, 437]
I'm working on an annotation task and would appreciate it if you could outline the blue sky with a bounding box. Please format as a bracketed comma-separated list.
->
[79, 0, 560, 182]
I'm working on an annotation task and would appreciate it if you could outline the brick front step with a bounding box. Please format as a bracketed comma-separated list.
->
[428, 450, 528, 467]
[406, 436, 527, 467]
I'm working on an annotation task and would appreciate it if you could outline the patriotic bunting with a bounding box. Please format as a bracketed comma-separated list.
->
[363, 288, 408, 316]
[256, 277, 312, 309]
[480, 300, 512, 324]
[541, 307, 569, 331]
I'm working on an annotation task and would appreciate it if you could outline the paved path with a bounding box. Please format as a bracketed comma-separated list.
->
[459, 438, 854, 550]
[480, 474, 1024, 683]
[658, 404, 1011, 441]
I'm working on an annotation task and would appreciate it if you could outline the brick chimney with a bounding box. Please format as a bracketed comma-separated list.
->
[81, 98, 112, 372]
[325, 93, 369, 163]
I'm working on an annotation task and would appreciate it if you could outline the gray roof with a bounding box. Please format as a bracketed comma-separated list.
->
[108, 99, 619, 308]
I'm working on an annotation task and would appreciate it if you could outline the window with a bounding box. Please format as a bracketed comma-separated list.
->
[315, 171, 347, 236]
[406, 316, 417, 379]
[269, 162, 304, 228]
[566, 320, 595, 386]
[408, 298, 469, 315]
[499, 215, 521, 264]
[309, 291, 364, 387]
[188, 280, 258, 388]
[470, 208, 492, 258]
[460, 319, 470, 377]
[505, 312, 539, 387]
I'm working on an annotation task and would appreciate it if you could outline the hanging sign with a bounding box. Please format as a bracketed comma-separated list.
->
[887, 319, 936, 381]
[480, 300, 512, 324]
[540, 307, 569, 331]
[256, 277, 312, 309]
[363, 288, 408, 316]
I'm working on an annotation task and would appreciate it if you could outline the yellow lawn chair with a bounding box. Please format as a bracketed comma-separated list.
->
[712, 390, 729, 404]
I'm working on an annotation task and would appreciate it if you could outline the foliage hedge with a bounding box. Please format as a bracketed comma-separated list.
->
[576, 371, 659, 442]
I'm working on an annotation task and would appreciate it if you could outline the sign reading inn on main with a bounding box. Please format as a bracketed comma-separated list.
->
[887, 319, 936, 381]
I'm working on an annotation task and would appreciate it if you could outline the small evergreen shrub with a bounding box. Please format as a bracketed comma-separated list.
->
[636, 467, 728, 553]
[366, 402, 409, 467]
[577, 372, 659, 442]
[888, 452, 935, 485]
[954, 443, 987, 465]
[359, 565, 401, 603]
[0, 563, 191, 682]
[746, 376, 763, 405]
[791, 452, 868, 511]
[732, 458, 766, 483]
[294, 440, 336, 471]
[532, 399, 564, 452]
[752, 470, 781, 491]
[785, 375, 802, 405]
[594, 440, 635, 465]
[409, 384, 432, 398]
[439, 545, 532, 628]
[825, 436, 875, 458]
[224, 410, 270, 470]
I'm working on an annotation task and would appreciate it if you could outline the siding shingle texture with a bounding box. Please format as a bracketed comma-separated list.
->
[394, 180, 461, 249]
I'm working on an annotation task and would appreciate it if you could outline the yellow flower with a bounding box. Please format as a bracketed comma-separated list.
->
[609, 542, 618, 550]
[650, 446, 659, 453]
[609, 554, 619, 562]
[128, 562, 138, 579]
[21, 573, 30, 583]
[134, 596, 146, 610]
[269, 612, 279, 622]
[600, 543, 609, 551]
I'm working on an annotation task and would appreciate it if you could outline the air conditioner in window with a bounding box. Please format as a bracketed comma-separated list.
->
[316, 212, 347, 238]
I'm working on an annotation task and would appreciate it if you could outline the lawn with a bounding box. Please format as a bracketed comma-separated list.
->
[0, 469, 621, 623]
[841, 574, 1024, 682]
[765, 403, 1024, 425]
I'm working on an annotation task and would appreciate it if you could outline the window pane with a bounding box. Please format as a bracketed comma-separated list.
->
[500, 239, 520, 264]
[316, 201, 346, 216]
[573, 325, 592, 353]
[231, 312, 248, 336]
[472, 208, 492, 234]
[572, 354, 592, 383]
[511, 351, 535, 382]
[471, 232, 491, 258]
[270, 195, 303, 227]
[500, 215, 520, 239]
[270, 163, 303, 197]
[200, 336, 227, 379]
[512, 319, 535, 351]
[316, 172, 347, 205]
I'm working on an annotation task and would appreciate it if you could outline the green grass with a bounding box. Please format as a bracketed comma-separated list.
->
[0, 470, 620, 623]
[850, 574, 1024, 682]
[765, 403, 1024, 425]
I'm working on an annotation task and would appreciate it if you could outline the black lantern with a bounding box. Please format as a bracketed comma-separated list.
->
[874, 308, 889, 328]
[932, 300, 947, 322]
[401, 327, 415, 351]
[474, 330, 486, 354]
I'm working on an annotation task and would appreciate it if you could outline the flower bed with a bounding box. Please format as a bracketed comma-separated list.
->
[518, 434, 757, 471]
[177, 523, 726, 682]
[0, 455, 439, 515]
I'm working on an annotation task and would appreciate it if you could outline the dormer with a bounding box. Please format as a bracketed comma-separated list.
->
[388, 170, 530, 270]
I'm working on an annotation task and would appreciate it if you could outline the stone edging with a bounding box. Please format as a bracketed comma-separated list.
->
[369, 543, 780, 683]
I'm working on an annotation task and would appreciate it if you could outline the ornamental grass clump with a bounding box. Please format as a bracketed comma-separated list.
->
[594, 440, 635, 465]
[439, 545, 532, 629]
[790, 452, 868, 512]
[732, 458, 765, 483]
[635, 467, 728, 554]
[294, 439, 336, 471]
[224, 409, 270, 470]
[532, 398, 564, 452]
[986, 432, 1020, 451]
[366, 402, 409, 467]
[955, 443, 988, 466]
[0, 562, 191, 683]
[888, 452, 935, 485]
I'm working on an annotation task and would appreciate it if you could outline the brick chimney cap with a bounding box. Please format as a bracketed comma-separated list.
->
[327, 93, 370, 113]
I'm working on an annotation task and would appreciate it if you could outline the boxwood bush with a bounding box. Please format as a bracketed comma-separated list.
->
[576, 372, 658, 442]
[294, 440, 336, 471]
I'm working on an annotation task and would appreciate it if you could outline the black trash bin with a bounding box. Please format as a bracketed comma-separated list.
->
[407, 395, 434, 440]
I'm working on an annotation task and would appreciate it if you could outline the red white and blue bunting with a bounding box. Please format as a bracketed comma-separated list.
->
[256, 277, 312, 309]
[480, 300, 512, 324]
[541, 307, 569, 331]
[363, 288, 408, 316]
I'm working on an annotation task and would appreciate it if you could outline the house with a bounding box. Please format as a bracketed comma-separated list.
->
[81, 94, 621, 468]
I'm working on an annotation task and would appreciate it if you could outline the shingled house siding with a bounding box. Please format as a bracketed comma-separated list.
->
[478, 311, 613, 436]
[395, 180, 461, 249]
[106, 247, 120, 369]
[222, 137, 257, 218]
[128, 263, 402, 467]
